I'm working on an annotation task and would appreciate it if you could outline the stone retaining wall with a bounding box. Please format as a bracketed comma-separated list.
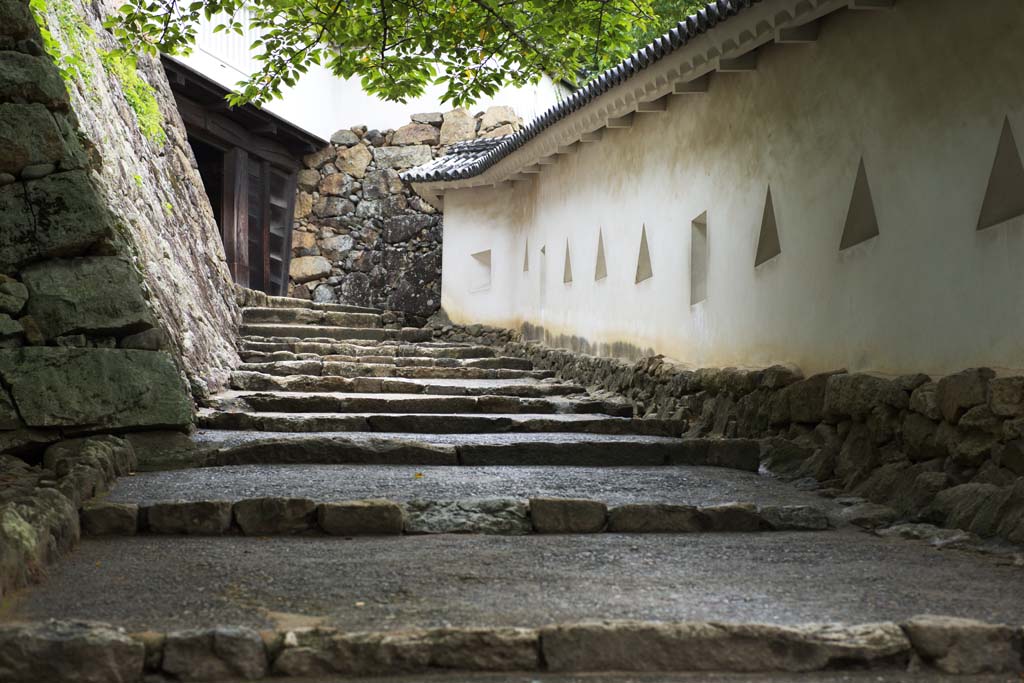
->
[0, 0, 193, 458]
[79, 496, 829, 536]
[26, 0, 240, 396]
[430, 319, 1024, 544]
[0, 434, 137, 600]
[1, 615, 1021, 681]
[288, 107, 522, 321]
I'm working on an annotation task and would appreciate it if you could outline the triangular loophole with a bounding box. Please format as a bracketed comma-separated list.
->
[635, 225, 653, 283]
[563, 239, 573, 283]
[839, 158, 880, 250]
[595, 229, 608, 280]
[523, 239, 529, 272]
[755, 186, 781, 266]
[978, 117, 1024, 231]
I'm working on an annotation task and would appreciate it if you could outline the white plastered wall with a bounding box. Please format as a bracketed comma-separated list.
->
[440, 0, 1024, 377]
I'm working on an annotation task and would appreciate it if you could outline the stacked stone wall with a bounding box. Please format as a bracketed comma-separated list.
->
[26, 0, 241, 396]
[289, 106, 522, 322]
[1, 0, 196, 458]
[430, 319, 1024, 544]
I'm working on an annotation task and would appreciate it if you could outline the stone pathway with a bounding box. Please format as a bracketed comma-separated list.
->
[3, 298, 1024, 682]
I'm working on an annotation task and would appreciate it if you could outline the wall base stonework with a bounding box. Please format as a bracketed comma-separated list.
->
[430, 318, 1024, 544]
[290, 107, 523, 321]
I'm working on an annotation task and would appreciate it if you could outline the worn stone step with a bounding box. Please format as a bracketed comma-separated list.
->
[6, 615, 1022, 683]
[260, 295, 380, 314]
[238, 356, 533, 371]
[240, 351, 530, 370]
[197, 410, 683, 436]
[240, 325, 432, 342]
[80, 493, 830, 537]
[172, 431, 761, 470]
[9, 533, 1023, 664]
[228, 373, 585, 397]
[242, 307, 382, 328]
[210, 391, 632, 417]
[103, 463, 838, 511]
[240, 339, 496, 358]
[234, 361, 548, 381]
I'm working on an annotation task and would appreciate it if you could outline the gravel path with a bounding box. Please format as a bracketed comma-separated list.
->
[6, 531, 1022, 631]
[105, 464, 831, 507]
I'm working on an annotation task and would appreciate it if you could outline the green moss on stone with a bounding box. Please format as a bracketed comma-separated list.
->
[29, 0, 94, 87]
[100, 50, 166, 145]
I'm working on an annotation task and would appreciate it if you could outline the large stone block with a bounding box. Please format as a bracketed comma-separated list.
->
[607, 504, 709, 533]
[81, 501, 138, 536]
[936, 368, 995, 423]
[22, 256, 155, 338]
[824, 373, 908, 419]
[0, 276, 28, 315]
[439, 108, 476, 144]
[290, 255, 332, 283]
[318, 499, 404, 535]
[145, 501, 232, 535]
[392, 123, 440, 146]
[0, 171, 113, 273]
[540, 620, 910, 672]
[989, 376, 1024, 417]
[0, 51, 67, 108]
[162, 627, 267, 681]
[903, 615, 1023, 674]
[0, 620, 145, 683]
[336, 144, 373, 178]
[403, 499, 531, 535]
[233, 497, 316, 535]
[0, 103, 64, 177]
[0, 348, 191, 430]
[373, 145, 432, 170]
[384, 214, 433, 244]
[529, 498, 607, 533]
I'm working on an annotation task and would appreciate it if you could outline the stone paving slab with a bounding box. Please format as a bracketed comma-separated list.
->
[104, 464, 831, 508]
[6, 531, 1022, 632]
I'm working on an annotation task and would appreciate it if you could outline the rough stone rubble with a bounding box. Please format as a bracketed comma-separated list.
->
[288, 106, 522, 320]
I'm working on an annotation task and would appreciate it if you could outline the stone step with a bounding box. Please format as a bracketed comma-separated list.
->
[240, 351, 529, 369]
[242, 307, 382, 328]
[103, 462, 837, 511]
[177, 431, 761, 470]
[233, 361, 548, 381]
[240, 340, 497, 359]
[9, 534, 1023, 677]
[209, 391, 632, 417]
[261, 295, 380, 314]
[228, 373, 585, 397]
[7, 615, 1021, 683]
[197, 410, 684, 436]
[240, 325, 432, 342]
[80, 495, 830, 537]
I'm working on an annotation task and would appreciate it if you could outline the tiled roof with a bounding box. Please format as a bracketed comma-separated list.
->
[404, 136, 510, 181]
[404, 0, 760, 184]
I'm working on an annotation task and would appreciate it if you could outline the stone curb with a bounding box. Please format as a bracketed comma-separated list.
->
[80, 497, 831, 537]
[1, 616, 1021, 682]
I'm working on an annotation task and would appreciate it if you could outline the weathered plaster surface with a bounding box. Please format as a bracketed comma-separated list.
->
[439, 0, 1024, 376]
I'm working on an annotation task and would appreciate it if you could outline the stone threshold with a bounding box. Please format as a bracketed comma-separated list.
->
[2, 615, 1020, 682]
[80, 497, 831, 537]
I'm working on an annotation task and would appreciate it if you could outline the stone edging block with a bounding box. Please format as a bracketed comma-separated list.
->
[84, 497, 831, 537]
[1, 616, 1021, 682]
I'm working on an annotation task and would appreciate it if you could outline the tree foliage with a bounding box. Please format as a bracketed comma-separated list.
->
[104, 0, 678, 107]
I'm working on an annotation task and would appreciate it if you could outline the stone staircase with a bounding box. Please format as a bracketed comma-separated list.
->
[4, 298, 1024, 682]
